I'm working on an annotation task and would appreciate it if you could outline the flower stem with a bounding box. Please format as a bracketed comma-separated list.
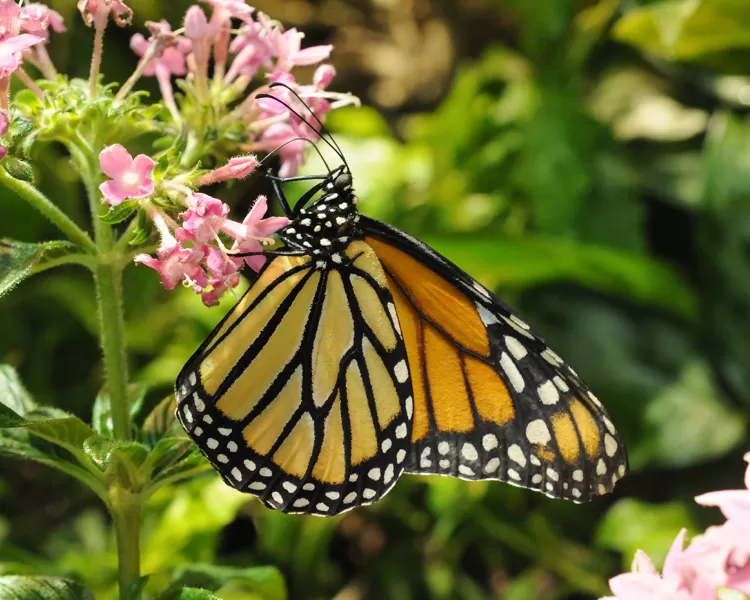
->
[82, 152, 131, 442]
[0, 168, 97, 253]
[90, 25, 105, 98]
[110, 488, 141, 598]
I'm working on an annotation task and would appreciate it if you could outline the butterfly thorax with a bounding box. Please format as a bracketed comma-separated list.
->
[278, 166, 361, 262]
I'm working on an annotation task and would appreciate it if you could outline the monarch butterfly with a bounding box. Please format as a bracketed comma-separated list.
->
[175, 85, 627, 516]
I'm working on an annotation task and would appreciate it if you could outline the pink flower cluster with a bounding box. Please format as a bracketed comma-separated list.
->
[99, 145, 289, 306]
[604, 453, 750, 600]
[0, 1, 65, 84]
[128, 0, 346, 177]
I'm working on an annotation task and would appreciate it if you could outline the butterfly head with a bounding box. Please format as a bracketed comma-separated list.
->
[279, 165, 360, 258]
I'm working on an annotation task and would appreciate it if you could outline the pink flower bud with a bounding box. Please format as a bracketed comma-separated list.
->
[197, 155, 258, 185]
[184, 5, 209, 41]
[313, 64, 336, 89]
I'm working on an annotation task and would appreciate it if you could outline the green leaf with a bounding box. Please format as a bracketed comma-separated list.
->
[13, 90, 43, 114]
[23, 410, 97, 455]
[142, 395, 179, 447]
[0, 575, 94, 599]
[128, 226, 149, 246]
[0, 365, 36, 423]
[0, 239, 77, 298]
[92, 383, 147, 435]
[164, 565, 286, 600]
[423, 235, 697, 319]
[82, 435, 150, 491]
[173, 589, 221, 600]
[144, 438, 192, 478]
[614, 0, 750, 63]
[596, 498, 696, 570]
[100, 201, 137, 225]
[3, 157, 34, 182]
[633, 360, 746, 468]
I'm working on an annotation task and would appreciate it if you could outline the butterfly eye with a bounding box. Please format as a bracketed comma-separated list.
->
[334, 172, 352, 189]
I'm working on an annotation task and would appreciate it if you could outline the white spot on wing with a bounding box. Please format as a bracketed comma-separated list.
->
[500, 353, 525, 392]
[482, 433, 498, 451]
[388, 303, 402, 336]
[484, 457, 500, 473]
[605, 434, 618, 457]
[538, 381, 560, 405]
[505, 336, 527, 360]
[508, 444, 526, 467]
[438, 441, 450, 455]
[461, 443, 478, 462]
[394, 360, 408, 383]
[477, 303, 500, 326]
[526, 420, 551, 445]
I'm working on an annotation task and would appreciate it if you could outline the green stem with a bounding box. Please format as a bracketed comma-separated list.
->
[110, 489, 141, 598]
[31, 253, 96, 275]
[0, 169, 97, 254]
[82, 151, 131, 442]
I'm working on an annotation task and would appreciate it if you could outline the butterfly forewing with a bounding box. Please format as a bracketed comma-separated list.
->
[360, 216, 628, 502]
[175, 244, 414, 516]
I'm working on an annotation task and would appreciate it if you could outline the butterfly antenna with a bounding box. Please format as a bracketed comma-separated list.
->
[268, 82, 349, 169]
[256, 91, 346, 168]
[257, 135, 332, 173]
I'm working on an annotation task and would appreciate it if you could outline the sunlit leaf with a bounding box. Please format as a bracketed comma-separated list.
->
[0, 575, 94, 599]
[423, 235, 697, 319]
[633, 360, 745, 468]
[165, 565, 286, 600]
[614, 0, 750, 62]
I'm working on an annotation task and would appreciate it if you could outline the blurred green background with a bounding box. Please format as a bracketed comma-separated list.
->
[2, 0, 750, 598]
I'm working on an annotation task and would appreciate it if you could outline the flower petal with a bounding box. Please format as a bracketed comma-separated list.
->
[99, 144, 134, 179]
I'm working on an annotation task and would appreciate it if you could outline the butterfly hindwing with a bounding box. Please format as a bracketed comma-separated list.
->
[360, 216, 628, 502]
[175, 244, 414, 516]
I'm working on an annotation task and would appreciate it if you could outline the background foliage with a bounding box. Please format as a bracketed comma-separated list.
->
[1, 0, 750, 598]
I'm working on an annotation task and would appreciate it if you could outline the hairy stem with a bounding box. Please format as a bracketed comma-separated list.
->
[90, 25, 105, 98]
[0, 169, 97, 253]
[83, 152, 131, 442]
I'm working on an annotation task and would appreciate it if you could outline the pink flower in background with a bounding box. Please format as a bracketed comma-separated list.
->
[20, 4, 65, 37]
[183, 5, 211, 42]
[269, 26, 332, 72]
[605, 530, 693, 600]
[98, 144, 157, 206]
[314, 64, 336, 89]
[130, 29, 190, 78]
[78, 0, 133, 28]
[224, 195, 290, 271]
[0, 33, 42, 78]
[0, 0, 23, 40]
[603, 453, 750, 600]
[202, 0, 254, 22]
[178, 193, 230, 244]
[256, 122, 306, 178]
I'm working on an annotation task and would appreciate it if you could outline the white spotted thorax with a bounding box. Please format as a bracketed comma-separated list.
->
[278, 165, 359, 264]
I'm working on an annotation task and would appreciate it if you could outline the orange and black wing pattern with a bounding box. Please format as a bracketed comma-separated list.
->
[175, 243, 414, 516]
[360, 216, 627, 502]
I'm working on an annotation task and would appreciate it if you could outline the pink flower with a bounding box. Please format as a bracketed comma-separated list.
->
[202, 0, 254, 22]
[21, 4, 65, 37]
[134, 213, 209, 291]
[695, 452, 750, 522]
[197, 155, 258, 186]
[223, 195, 290, 271]
[269, 26, 332, 72]
[0, 33, 43, 78]
[178, 193, 230, 243]
[184, 5, 210, 42]
[256, 122, 306, 177]
[606, 530, 693, 600]
[98, 144, 157, 206]
[78, 0, 132, 28]
[0, 0, 22, 41]
[313, 64, 336, 89]
[225, 22, 272, 81]
[130, 30, 190, 78]
[200, 245, 241, 306]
